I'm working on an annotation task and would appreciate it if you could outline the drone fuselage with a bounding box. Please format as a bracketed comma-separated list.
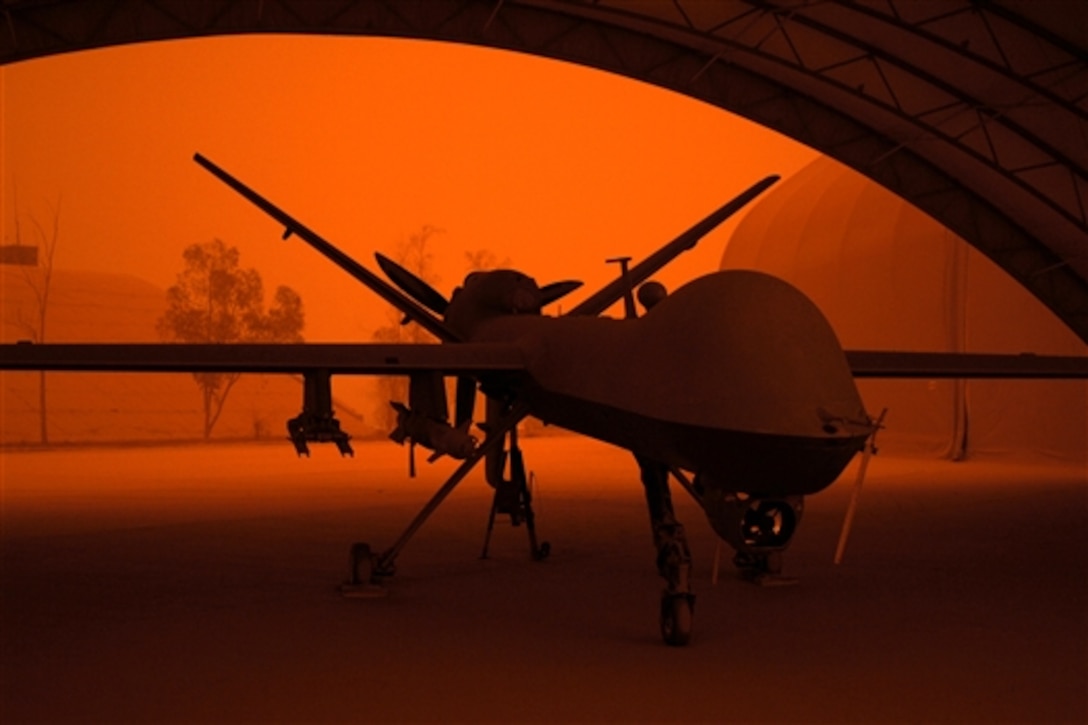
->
[468, 269, 871, 496]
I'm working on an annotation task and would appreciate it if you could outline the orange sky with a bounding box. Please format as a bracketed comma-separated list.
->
[1, 35, 816, 341]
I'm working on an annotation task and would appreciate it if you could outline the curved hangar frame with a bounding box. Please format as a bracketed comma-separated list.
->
[3, 0, 1086, 342]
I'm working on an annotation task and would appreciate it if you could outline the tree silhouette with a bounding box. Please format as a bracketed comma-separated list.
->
[463, 248, 510, 272]
[157, 239, 304, 439]
[9, 194, 61, 445]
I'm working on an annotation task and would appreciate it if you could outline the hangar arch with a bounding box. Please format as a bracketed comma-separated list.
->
[2, 0, 1086, 342]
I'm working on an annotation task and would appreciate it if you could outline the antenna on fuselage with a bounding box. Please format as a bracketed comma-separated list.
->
[567, 175, 780, 317]
[606, 257, 637, 319]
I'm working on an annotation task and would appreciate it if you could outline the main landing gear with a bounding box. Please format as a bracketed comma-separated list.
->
[480, 420, 550, 562]
[340, 403, 546, 597]
[638, 456, 695, 646]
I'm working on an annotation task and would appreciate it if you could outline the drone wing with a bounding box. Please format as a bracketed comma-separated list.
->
[0, 342, 525, 375]
[0, 341, 527, 456]
[845, 350, 1088, 378]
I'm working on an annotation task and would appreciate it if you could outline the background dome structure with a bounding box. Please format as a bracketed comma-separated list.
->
[723, 157, 1086, 462]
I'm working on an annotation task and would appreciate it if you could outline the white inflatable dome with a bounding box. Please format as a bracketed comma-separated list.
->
[723, 157, 1086, 462]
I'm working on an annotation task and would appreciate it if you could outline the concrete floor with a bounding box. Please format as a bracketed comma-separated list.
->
[2, 437, 1085, 723]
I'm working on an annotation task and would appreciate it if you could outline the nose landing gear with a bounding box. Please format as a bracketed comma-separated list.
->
[658, 529, 695, 646]
[638, 456, 696, 646]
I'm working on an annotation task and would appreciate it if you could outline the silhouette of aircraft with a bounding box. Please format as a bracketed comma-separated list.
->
[3, 154, 1086, 646]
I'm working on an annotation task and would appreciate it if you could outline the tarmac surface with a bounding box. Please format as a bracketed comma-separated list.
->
[2, 437, 1085, 723]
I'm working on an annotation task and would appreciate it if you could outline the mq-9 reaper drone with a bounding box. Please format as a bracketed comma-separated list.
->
[5, 154, 1086, 646]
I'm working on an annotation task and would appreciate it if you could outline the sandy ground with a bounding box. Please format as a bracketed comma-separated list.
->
[1, 437, 1085, 723]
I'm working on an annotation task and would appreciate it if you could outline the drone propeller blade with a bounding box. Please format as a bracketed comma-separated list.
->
[540, 280, 583, 307]
[374, 252, 450, 315]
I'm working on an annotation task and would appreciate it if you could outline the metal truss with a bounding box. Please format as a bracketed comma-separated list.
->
[2, 0, 1086, 341]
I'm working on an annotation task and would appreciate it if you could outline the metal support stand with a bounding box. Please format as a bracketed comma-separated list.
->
[341, 403, 528, 596]
[732, 550, 794, 586]
[480, 423, 550, 561]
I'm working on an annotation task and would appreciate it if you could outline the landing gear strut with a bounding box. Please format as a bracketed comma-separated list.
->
[480, 419, 550, 561]
[638, 456, 695, 646]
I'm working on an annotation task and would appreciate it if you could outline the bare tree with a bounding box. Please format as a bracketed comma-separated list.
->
[464, 248, 510, 272]
[157, 239, 304, 439]
[10, 194, 62, 444]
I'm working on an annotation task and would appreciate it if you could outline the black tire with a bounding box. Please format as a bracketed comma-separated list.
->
[660, 595, 693, 647]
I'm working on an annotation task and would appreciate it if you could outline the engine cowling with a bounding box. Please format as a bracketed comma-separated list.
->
[696, 474, 804, 554]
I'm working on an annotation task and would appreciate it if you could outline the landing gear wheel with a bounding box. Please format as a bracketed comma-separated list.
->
[660, 594, 694, 647]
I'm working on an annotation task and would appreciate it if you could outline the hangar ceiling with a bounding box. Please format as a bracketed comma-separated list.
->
[2, 0, 1086, 342]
